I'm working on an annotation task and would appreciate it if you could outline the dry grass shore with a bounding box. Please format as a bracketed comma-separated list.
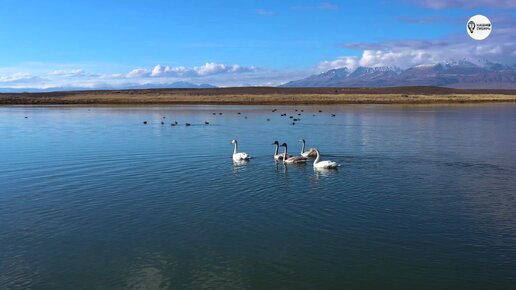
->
[1, 87, 515, 105]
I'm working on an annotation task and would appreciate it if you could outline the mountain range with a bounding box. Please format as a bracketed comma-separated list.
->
[282, 61, 516, 89]
[2, 61, 515, 92]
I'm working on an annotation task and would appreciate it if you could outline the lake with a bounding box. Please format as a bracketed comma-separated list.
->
[1, 104, 515, 289]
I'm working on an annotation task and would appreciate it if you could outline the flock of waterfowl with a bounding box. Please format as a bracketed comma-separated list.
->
[141, 108, 337, 127]
[232, 139, 340, 169]
[141, 108, 340, 169]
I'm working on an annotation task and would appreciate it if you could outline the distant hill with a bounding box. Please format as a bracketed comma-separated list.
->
[282, 61, 516, 89]
[0, 81, 217, 93]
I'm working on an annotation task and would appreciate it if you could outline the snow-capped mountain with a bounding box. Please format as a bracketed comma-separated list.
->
[282, 61, 516, 89]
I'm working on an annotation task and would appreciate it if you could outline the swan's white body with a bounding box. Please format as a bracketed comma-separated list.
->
[281, 143, 307, 164]
[299, 139, 318, 158]
[232, 139, 250, 161]
[313, 149, 339, 169]
[272, 141, 290, 160]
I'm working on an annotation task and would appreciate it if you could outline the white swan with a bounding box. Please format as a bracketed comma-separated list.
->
[272, 140, 290, 160]
[231, 139, 250, 161]
[280, 143, 307, 164]
[313, 149, 339, 169]
[299, 139, 317, 158]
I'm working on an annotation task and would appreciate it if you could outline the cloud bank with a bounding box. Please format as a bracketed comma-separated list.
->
[318, 15, 515, 71]
[0, 62, 299, 90]
[124, 63, 257, 79]
[51, 69, 98, 77]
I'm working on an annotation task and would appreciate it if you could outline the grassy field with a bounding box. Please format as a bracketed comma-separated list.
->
[1, 87, 515, 105]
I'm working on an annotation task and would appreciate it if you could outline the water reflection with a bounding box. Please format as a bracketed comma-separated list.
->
[232, 160, 249, 167]
[314, 167, 339, 178]
[233, 160, 249, 168]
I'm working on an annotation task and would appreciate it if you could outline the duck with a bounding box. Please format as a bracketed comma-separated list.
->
[299, 139, 318, 158]
[280, 143, 307, 164]
[313, 149, 339, 169]
[231, 139, 251, 161]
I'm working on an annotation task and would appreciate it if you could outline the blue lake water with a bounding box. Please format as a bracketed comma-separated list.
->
[1, 104, 515, 289]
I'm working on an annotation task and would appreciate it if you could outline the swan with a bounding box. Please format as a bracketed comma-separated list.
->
[313, 149, 339, 169]
[231, 139, 250, 161]
[280, 143, 307, 164]
[299, 139, 318, 158]
[272, 141, 290, 160]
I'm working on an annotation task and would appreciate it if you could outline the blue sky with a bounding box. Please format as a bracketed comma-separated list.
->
[0, 0, 514, 89]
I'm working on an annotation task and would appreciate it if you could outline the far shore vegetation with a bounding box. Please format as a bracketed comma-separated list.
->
[1, 87, 515, 105]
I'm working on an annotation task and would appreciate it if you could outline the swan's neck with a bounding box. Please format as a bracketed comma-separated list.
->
[233, 143, 238, 155]
[301, 141, 305, 154]
[283, 146, 288, 160]
[314, 151, 320, 164]
[274, 144, 279, 156]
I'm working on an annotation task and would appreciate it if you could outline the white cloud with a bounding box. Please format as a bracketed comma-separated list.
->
[316, 50, 437, 72]
[358, 49, 440, 68]
[147, 63, 256, 78]
[194, 62, 255, 76]
[151, 64, 191, 77]
[50, 69, 97, 77]
[127, 68, 150, 78]
[0, 73, 43, 84]
[317, 56, 359, 71]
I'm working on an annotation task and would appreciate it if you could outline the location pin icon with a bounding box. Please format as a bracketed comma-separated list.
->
[468, 21, 475, 33]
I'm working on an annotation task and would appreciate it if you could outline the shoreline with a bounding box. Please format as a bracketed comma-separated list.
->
[1, 87, 515, 105]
